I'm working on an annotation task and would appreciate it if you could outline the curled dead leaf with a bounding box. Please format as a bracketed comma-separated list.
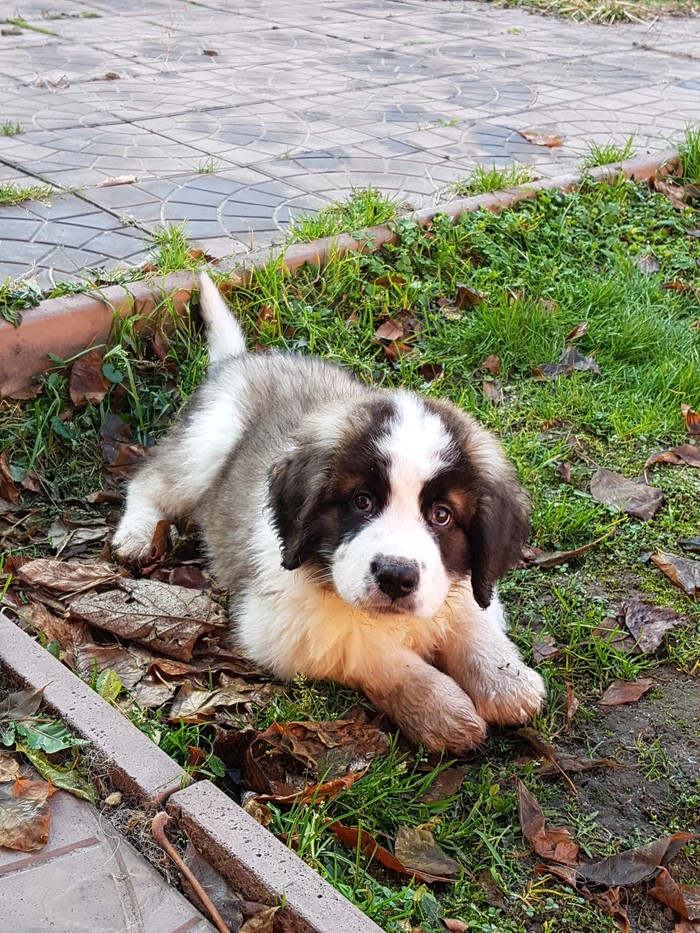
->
[651, 868, 700, 922]
[636, 253, 661, 275]
[0, 453, 21, 505]
[644, 444, 700, 482]
[482, 379, 502, 405]
[651, 551, 700, 597]
[516, 780, 579, 864]
[565, 321, 588, 342]
[69, 349, 110, 407]
[328, 822, 457, 884]
[17, 558, 123, 594]
[533, 346, 600, 380]
[481, 354, 500, 374]
[0, 777, 52, 851]
[518, 129, 563, 148]
[555, 461, 572, 484]
[682, 404, 700, 435]
[577, 833, 700, 887]
[619, 600, 687, 655]
[394, 824, 461, 879]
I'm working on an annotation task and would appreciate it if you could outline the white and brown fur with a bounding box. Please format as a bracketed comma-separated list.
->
[113, 273, 545, 754]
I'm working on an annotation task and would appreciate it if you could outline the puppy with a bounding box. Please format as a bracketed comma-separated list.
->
[113, 273, 545, 754]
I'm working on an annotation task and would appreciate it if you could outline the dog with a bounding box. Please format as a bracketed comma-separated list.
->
[113, 272, 545, 754]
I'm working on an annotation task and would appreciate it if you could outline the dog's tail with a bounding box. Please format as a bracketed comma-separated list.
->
[198, 271, 247, 363]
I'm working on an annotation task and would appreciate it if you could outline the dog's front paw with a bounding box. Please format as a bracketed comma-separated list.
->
[111, 511, 160, 562]
[470, 663, 546, 727]
[419, 699, 488, 756]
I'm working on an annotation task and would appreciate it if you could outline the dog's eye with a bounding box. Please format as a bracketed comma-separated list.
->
[430, 505, 452, 527]
[353, 493, 374, 513]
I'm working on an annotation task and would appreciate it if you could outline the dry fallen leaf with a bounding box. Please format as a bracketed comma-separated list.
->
[619, 600, 687, 654]
[644, 444, 700, 482]
[17, 558, 123, 594]
[565, 683, 579, 725]
[454, 283, 485, 309]
[329, 822, 457, 884]
[599, 678, 655, 707]
[518, 129, 563, 148]
[590, 468, 664, 521]
[555, 461, 572, 484]
[240, 906, 279, 933]
[533, 346, 600, 380]
[651, 551, 700, 597]
[526, 526, 617, 570]
[375, 319, 407, 342]
[418, 362, 443, 384]
[481, 354, 500, 374]
[69, 578, 221, 661]
[651, 868, 700, 921]
[682, 404, 700, 435]
[0, 753, 20, 783]
[0, 452, 21, 505]
[636, 254, 661, 275]
[394, 825, 461, 879]
[565, 321, 589, 342]
[417, 767, 468, 804]
[74, 641, 156, 690]
[577, 833, 700, 887]
[516, 780, 579, 865]
[169, 675, 278, 722]
[257, 720, 389, 779]
[482, 379, 502, 405]
[100, 413, 149, 485]
[0, 777, 53, 852]
[531, 633, 563, 663]
[69, 349, 110, 407]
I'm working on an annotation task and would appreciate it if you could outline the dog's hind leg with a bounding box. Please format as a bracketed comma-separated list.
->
[112, 379, 248, 561]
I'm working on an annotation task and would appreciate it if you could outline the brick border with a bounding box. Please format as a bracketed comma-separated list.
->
[0, 154, 672, 398]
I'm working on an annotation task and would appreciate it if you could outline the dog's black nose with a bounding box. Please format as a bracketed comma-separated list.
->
[371, 557, 420, 601]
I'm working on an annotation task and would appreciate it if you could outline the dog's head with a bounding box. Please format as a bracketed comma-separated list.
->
[268, 391, 528, 618]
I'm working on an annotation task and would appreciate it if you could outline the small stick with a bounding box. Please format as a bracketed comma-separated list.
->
[151, 811, 230, 933]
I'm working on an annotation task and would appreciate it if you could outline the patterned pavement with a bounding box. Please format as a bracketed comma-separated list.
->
[1, 0, 700, 285]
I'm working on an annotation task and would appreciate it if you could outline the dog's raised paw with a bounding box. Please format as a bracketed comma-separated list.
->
[111, 514, 159, 562]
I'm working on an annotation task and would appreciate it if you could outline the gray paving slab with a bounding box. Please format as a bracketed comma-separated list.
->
[0, 0, 699, 284]
[0, 778, 214, 933]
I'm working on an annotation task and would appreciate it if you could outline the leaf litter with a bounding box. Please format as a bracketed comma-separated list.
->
[590, 467, 664, 520]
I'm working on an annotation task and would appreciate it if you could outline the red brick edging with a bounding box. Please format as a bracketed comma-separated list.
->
[0, 154, 670, 398]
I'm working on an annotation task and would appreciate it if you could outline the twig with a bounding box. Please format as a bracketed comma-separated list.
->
[151, 811, 230, 933]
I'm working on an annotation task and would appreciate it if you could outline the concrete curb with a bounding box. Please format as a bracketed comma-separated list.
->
[0, 612, 187, 801]
[0, 153, 674, 398]
[167, 782, 381, 933]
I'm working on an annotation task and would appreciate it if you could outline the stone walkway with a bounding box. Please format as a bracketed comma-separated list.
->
[0, 781, 214, 933]
[1, 0, 700, 285]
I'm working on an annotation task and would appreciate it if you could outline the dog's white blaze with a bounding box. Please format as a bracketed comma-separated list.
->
[331, 393, 456, 618]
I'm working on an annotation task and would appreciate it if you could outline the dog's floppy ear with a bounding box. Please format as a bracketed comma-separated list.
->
[268, 443, 327, 570]
[468, 473, 529, 610]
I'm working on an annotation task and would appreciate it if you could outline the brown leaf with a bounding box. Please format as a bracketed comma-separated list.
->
[15, 601, 91, 669]
[619, 600, 687, 654]
[69, 578, 221, 661]
[328, 823, 456, 884]
[682, 404, 700, 435]
[528, 526, 617, 569]
[673, 921, 700, 932]
[394, 825, 460, 878]
[374, 319, 406, 342]
[481, 354, 500, 374]
[100, 413, 149, 482]
[242, 796, 274, 827]
[578, 833, 700, 887]
[0, 777, 52, 851]
[255, 305, 280, 338]
[516, 780, 579, 864]
[599, 678, 655, 707]
[533, 346, 600, 380]
[418, 363, 443, 384]
[651, 868, 700, 921]
[454, 283, 485, 309]
[518, 129, 563, 147]
[69, 349, 110, 407]
[130, 677, 177, 709]
[74, 642, 156, 689]
[240, 906, 279, 933]
[257, 770, 365, 805]
[0, 686, 44, 721]
[590, 468, 664, 521]
[374, 274, 407, 289]
[482, 379, 502, 405]
[168, 566, 210, 590]
[257, 720, 389, 779]
[0, 453, 21, 505]
[644, 444, 700, 481]
[169, 675, 278, 722]
[555, 461, 572, 484]
[531, 633, 563, 663]
[444, 921, 469, 933]
[651, 551, 700, 597]
[418, 767, 468, 804]
[636, 253, 661, 275]
[565, 322, 588, 342]
[17, 558, 123, 594]
[539, 864, 630, 931]
[0, 753, 20, 783]
[565, 683, 579, 725]
[679, 537, 700, 553]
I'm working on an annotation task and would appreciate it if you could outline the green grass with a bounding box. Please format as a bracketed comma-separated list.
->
[2, 176, 700, 931]
[0, 182, 54, 207]
[1, 120, 23, 136]
[495, 0, 700, 24]
[678, 123, 700, 184]
[195, 156, 221, 175]
[451, 162, 536, 197]
[285, 186, 403, 243]
[582, 136, 636, 169]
